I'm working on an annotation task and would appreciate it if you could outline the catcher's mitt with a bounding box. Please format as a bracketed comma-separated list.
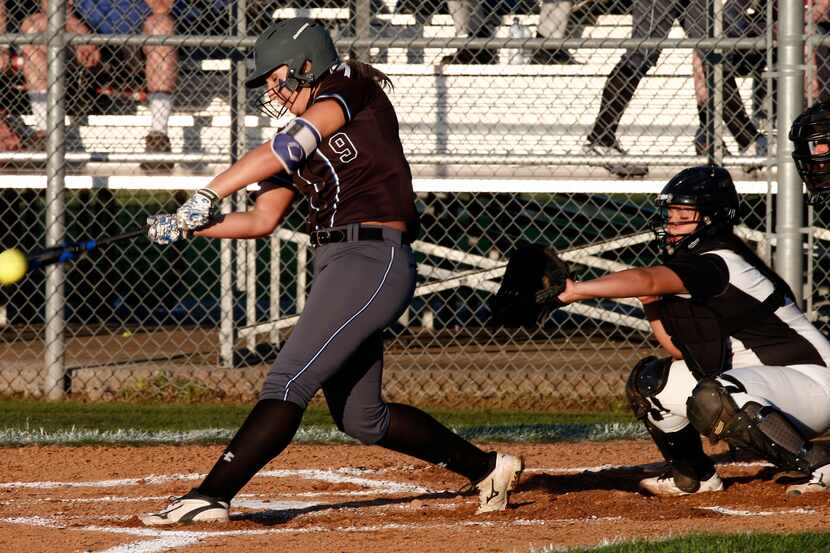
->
[490, 244, 570, 327]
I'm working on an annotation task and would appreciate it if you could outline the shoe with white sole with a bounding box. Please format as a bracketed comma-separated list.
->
[475, 453, 524, 513]
[639, 471, 724, 497]
[786, 471, 829, 496]
[139, 489, 230, 526]
[582, 140, 649, 178]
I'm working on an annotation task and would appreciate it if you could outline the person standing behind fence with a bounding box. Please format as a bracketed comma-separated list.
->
[583, 0, 715, 178]
[71, 0, 178, 171]
[138, 17, 523, 525]
[689, 0, 767, 162]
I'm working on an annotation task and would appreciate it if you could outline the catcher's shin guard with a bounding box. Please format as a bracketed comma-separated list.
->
[687, 377, 830, 474]
[626, 357, 716, 488]
[645, 423, 717, 490]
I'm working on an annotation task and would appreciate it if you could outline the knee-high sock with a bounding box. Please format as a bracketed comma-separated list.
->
[377, 403, 496, 483]
[198, 399, 304, 503]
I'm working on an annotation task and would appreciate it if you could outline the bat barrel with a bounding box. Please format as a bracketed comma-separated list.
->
[26, 229, 144, 271]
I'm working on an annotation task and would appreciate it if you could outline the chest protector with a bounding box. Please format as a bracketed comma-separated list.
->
[658, 236, 789, 380]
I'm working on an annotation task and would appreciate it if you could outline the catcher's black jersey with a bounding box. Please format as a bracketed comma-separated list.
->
[663, 241, 830, 369]
[263, 63, 418, 238]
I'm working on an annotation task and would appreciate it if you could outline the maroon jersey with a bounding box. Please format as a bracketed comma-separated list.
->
[263, 63, 419, 238]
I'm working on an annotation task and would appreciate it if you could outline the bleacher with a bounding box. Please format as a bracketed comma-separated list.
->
[4, 9, 761, 181]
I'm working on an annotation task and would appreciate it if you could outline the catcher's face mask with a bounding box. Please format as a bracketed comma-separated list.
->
[662, 204, 701, 244]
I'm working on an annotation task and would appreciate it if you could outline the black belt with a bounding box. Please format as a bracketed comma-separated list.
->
[310, 227, 386, 248]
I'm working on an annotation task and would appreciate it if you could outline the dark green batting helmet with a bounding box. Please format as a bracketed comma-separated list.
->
[245, 17, 340, 90]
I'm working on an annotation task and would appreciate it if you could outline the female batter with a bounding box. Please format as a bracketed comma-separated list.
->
[140, 17, 522, 524]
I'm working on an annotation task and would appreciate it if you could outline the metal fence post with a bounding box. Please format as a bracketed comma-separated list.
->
[219, 0, 246, 368]
[774, 0, 804, 305]
[44, 0, 67, 399]
[705, 0, 725, 164]
[235, 0, 258, 355]
[355, 0, 371, 61]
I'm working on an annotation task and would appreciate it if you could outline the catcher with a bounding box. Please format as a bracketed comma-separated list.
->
[495, 164, 830, 496]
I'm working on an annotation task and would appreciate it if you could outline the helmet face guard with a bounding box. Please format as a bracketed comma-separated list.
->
[653, 165, 739, 256]
[246, 18, 340, 118]
[790, 101, 830, 204]
[258, 79, 298, 120]
[652, 194, 702, 255]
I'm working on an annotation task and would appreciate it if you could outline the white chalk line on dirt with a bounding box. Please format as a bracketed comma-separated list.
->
[698, 506, 817, 517]
[5, 461, 769, 490]
[10, 495, 172, 504]
[3, 461, 808, 553]
[12, 461, 754, 491]
[0, 515, 551, 553]
[0, 466, 432, 494]
[256, 469, 434, 494]
[525, 460, 772, 474]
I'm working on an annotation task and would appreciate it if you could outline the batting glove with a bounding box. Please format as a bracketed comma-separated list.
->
[176, 188, 220, 231]
[147, 214, 187, 245]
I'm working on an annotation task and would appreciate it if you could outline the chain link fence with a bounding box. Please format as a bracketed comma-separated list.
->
[0, 0, 822, 409]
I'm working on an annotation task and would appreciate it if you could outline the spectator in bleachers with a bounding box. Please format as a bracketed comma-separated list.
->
[689, 0, 767, 160]
[20, 0, 100, 154]
[581, 0, 765, 178]
[0, 1, 25, 160]
[439, 0, 577, 64]
[582, 0, 698, 178]
[74, 0, 178, 171]
[442, 0, 501, 64]
[21, 0, 177, 171]
[243, 0, 390, 39]
[532, 0, 579, 64]
[691, 51, 766, 160]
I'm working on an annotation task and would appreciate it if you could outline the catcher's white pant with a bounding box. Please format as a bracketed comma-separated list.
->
[648, 359, 830, 438]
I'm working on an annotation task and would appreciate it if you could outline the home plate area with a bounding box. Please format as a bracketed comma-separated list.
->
[1, 442, 830, 552]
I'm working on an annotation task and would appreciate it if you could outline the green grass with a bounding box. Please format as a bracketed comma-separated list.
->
[532, 533, 830, 552]
[0, 398, 640, 445]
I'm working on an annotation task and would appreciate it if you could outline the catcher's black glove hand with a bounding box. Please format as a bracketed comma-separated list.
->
[490, 244, 570, 327]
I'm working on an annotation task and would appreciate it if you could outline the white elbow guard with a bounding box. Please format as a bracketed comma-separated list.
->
[270, 117, 322, 173]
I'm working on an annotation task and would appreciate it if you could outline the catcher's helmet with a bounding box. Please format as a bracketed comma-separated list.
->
[245, 17, 340, 91]
[654, 165, 740, 256]
[790, 100, 830, 204]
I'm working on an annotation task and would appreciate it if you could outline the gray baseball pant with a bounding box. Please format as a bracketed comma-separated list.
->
[259, 227, 416, 445]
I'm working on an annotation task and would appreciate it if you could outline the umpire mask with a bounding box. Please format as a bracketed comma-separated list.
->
[653, 165, 740, 257]
[790, 100, 830, 204]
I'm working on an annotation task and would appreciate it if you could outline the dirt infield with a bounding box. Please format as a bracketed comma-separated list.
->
[2, 440, 828, 553]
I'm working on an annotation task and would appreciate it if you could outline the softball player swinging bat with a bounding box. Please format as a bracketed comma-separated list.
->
[139, 18, 522, 525]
